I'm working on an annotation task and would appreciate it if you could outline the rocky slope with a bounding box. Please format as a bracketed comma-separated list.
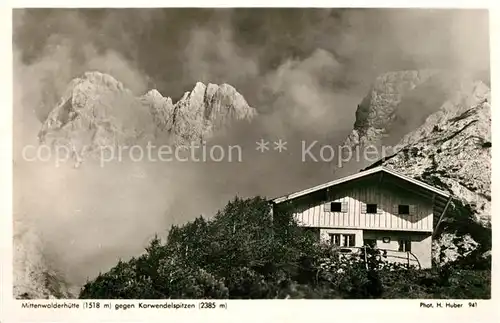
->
[38, 71, 256, 164]
[380, 81, 490, 222]
[353, 71, 491, 264]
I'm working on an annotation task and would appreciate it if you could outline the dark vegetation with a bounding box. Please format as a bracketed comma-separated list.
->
[79, 197, 491, 299]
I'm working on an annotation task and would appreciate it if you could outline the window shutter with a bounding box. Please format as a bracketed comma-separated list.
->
[324, 202, 331, 212]
[361, 203, 367, 214]
[409, 205, 417, 216]
[393, 204, 399, 215]
[377, 204, 383, 214]
[341, 202, 348, 213]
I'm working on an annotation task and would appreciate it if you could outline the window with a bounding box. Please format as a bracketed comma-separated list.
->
[398, 239, 412, 252]
[325, 201, 348, 212]
[330, 233, 355, 247]
[330, 202, 342, 212]
[330, 234, 341, 246]
[394, 204, 417, 215]
[366, 204, 378, 214]
[344, 234, 356, 247]
[398, 205, 410, 215]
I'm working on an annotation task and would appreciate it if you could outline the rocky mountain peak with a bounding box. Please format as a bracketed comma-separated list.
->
[81, 71, 128, 92]
[151, 81, 256, 146]
[38, 72, 257, 162]
[344, 70, 438, 148]
[39, 71, 155, 160]
[143, 89, 166, 100]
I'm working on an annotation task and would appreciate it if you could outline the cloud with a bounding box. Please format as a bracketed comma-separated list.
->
[184, 27, 260, 86]
[261, 49, 353, 135]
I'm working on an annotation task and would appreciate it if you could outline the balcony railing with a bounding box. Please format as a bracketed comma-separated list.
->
[334, 246, 422, 270]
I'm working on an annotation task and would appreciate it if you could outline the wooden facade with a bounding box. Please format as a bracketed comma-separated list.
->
[292, 184, 434, 232]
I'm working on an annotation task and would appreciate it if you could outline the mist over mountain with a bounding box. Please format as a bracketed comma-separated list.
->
[14, 9, 489, 123]
[12, 9, 490, 298]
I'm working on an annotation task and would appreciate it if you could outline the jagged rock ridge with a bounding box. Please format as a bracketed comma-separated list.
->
[39, 71, 256, 161]
[143, 81, 256, 146]
[343, 70, 479, 152]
